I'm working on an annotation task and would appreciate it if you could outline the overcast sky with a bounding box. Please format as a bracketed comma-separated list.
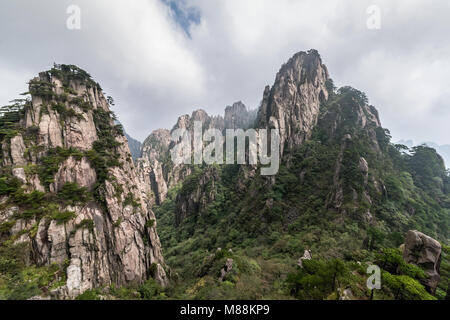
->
[0, 0, 449, 146]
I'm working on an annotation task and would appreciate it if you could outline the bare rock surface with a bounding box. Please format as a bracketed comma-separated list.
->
[256, 49, 329, 158]
[0, 66, 168, 299]
[403, 230, 442, 294]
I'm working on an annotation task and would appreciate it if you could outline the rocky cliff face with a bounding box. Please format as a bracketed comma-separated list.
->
[127, 49, 449, 300]
[137, 129, 173, 207]
[137, 103, 256, 210]
[256, 49, 329, 157]
[141, 51, 382, 226]
[155, 48, 449, 243]
[0, 65, 167, 299]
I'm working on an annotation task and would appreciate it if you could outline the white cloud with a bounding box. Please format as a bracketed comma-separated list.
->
[188, 0, 450, 145]
[86, 0, 205, 95]
[0, 61, 33, 107]
[0, 0, 449, 145]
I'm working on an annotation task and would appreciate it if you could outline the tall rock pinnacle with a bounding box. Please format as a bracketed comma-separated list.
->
[0, 65, 167, 299]
[256, 49, 329, 157]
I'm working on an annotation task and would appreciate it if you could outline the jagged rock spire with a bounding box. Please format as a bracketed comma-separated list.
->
[256, 49, 329, 157]
[0, 65, 168, 299]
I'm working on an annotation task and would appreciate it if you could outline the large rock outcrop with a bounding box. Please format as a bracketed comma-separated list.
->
[0, 65, 167, 299]
[403, 230, 442, 294]
[256, 49, 329, 157]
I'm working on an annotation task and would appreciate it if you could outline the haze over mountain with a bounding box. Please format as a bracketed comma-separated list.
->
[0, 51, 448, 300]
[1, 0, 449, 146]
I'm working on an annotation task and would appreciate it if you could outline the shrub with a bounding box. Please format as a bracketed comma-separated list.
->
[37, 147, 84, 189]
[145, 219, 155, 228]
[375, 248, 426, 280]
[28, 79, 55, 100]
[57, 182, 91, 205]
[382, 272, 435, 300]
[124, 192, 140, 209]
[287, 259, 350, 300]
[0, 176, 22, 196]
[75, 289, 101, 300]
[51, 210, 76, 225]
[138, 278, 163, 300]
[74, 219, 95, 232]
[0, 221, 15, 234]
[51, 102, 83, 121]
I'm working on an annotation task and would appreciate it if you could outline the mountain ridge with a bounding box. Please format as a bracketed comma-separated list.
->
[0, 64, 167, 299]
[142, 49, 449, 300]
[0, 51, 448, 300]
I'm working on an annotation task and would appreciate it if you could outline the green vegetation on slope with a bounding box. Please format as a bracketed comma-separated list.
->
[152, 85, 450, 300]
